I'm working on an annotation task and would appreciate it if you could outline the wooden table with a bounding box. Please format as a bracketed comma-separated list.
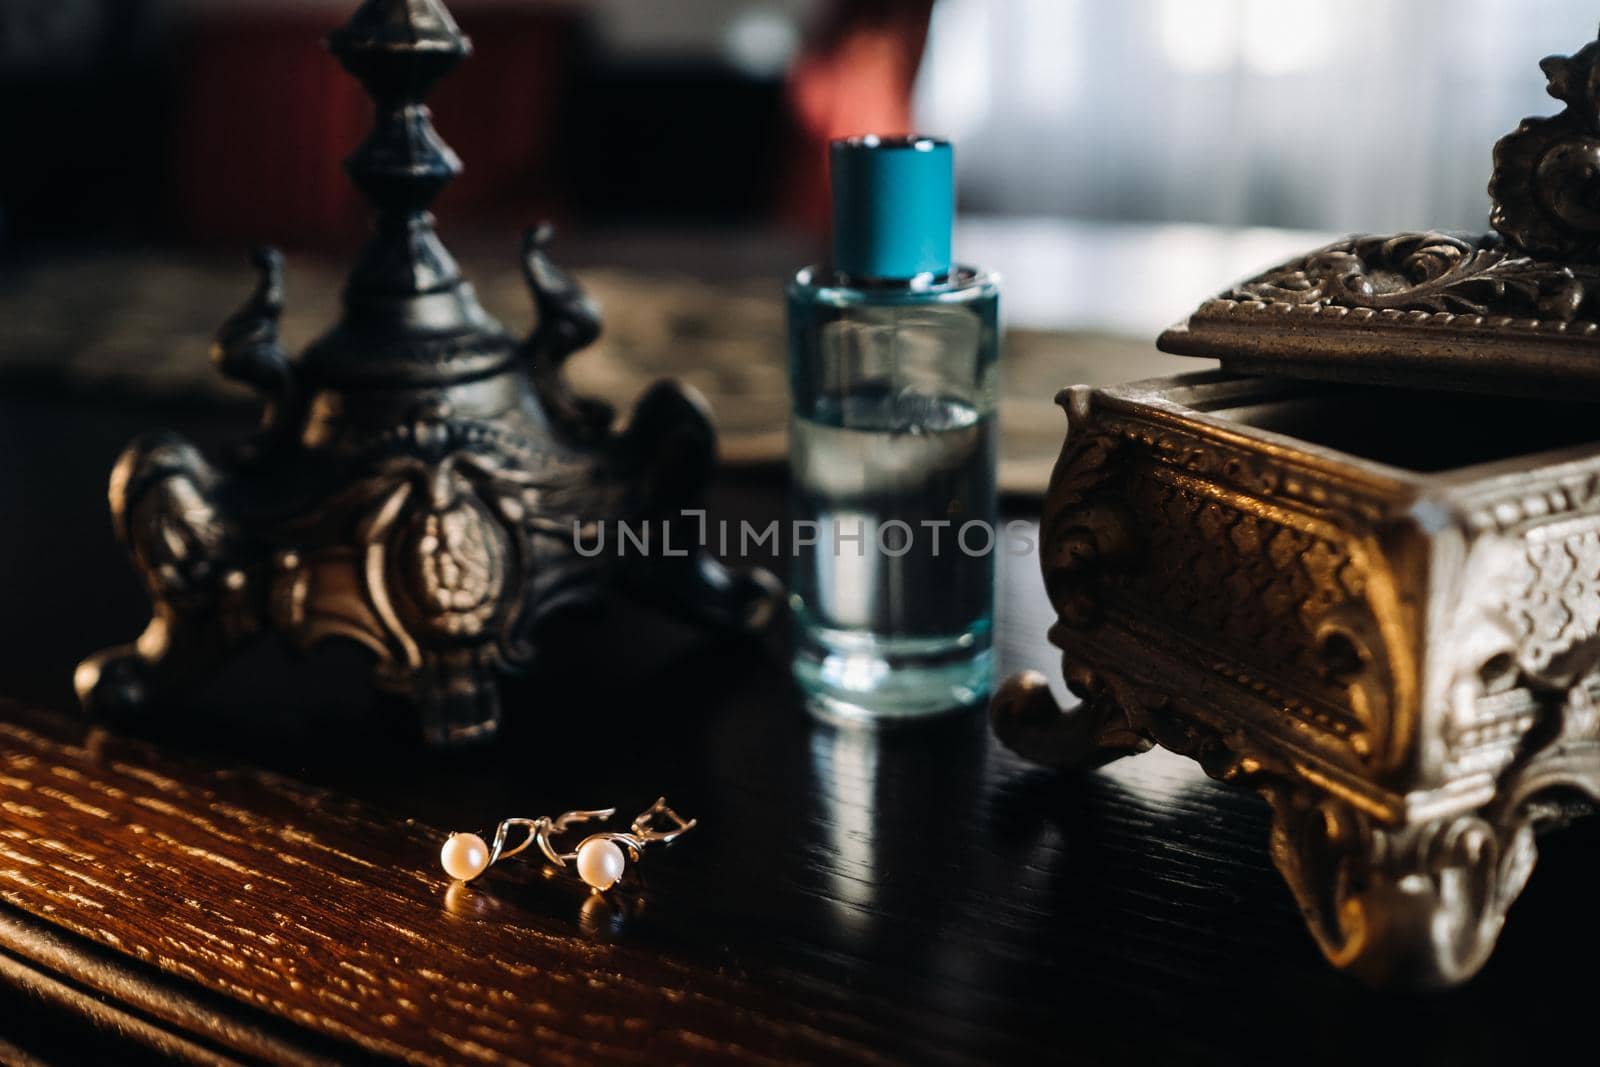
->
[0, 390, 1595, 1065]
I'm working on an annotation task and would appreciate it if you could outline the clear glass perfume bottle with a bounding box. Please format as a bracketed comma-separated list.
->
[788, 136, 1000, 723]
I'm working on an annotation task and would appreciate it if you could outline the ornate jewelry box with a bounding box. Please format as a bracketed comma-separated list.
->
[995, 31, 1600, 987]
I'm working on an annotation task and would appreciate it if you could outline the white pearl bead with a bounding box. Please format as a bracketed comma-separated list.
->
[575, 838, 626, 891]
[440, 832, 490, 882]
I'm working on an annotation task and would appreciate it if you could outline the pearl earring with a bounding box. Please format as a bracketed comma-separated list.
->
[440, 798, 696, 892]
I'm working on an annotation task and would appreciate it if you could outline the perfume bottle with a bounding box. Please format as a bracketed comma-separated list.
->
[787, 135, 1000, 723]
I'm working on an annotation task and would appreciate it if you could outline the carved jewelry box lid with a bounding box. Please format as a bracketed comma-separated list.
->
[1158, 31, 1600, 399]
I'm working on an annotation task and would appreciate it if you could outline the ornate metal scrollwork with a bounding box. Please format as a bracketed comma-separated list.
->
[1036, 388, 1136, 630]
[1221, 231, 1600, 323]
[1491, 31, 1600, 261]
[1264, 788, 1537, 989]
[76, 0, 779, 745]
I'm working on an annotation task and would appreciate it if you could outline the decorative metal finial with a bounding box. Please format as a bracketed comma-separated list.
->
[1491, 27, 1600, 260]
[76, 0, 780, 746]
[309, 0, 508, 385]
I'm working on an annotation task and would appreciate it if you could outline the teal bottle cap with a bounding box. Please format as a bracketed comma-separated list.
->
[830, 135, 953, 281]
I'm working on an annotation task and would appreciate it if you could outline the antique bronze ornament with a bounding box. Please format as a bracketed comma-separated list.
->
[75, 0, 778, 745]
[996, 30, 1600, 987]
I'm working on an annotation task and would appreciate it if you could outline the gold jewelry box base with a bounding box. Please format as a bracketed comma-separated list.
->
[994, 371, 1600, 989]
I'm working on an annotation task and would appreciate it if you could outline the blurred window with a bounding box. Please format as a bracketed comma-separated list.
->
[914, 0, 1600, 232]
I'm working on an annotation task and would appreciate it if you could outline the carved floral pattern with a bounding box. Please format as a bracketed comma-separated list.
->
[1037, 425, 1131, 627]
[398, 495, 508, 639]
[1507, 527, 1600, 680]
[1222, 232, 1600, 322]
[1038, 399, 1395, 756]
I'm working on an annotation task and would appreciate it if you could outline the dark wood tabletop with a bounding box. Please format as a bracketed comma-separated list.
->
[0, 388, 1595, 1066]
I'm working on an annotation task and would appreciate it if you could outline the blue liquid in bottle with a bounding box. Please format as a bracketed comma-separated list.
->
[788, 136, 1000, 722]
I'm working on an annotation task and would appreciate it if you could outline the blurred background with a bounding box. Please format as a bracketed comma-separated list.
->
[2, 0, 1599, 493]
[6, 0, 1596, 242]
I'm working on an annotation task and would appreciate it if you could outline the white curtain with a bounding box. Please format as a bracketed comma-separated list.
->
[916, 0, 1600, 233]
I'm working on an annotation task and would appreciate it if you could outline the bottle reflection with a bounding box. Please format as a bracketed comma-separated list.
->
[805, 709, 988, 946]
[808, 718, 882, 933]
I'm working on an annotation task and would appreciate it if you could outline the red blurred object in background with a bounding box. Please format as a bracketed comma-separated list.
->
[781, 0, 934, 233]
[175, 6, 576, 250]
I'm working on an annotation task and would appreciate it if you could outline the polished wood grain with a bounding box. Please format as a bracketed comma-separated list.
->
[1, 392, 1598, 1065]
[0, 703, 916, 1066]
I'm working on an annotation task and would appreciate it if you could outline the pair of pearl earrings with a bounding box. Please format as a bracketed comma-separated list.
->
[440, 798, 696, 892]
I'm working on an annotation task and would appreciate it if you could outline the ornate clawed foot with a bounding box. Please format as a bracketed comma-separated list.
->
[991, 670, 1152, 771]
[75, 611, 246, 724]
[76, 434, 262, 722]
[1265, 789, 1538, 989]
